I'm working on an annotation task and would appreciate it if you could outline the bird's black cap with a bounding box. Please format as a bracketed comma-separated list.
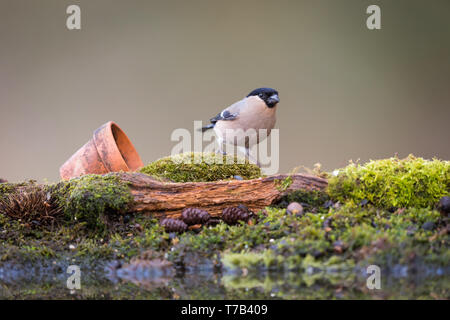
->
[247, 87, 279, 108]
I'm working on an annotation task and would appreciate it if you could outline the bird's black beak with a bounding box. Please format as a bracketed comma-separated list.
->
[267, 94, 279, 107]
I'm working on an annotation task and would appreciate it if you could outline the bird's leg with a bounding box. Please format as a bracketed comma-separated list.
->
[244, 147, 261, 167]
[216, 147, 227, 155]
[216, 137, 227, 155]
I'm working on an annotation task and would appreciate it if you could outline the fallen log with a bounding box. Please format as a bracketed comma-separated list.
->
[117, 173, 328, 219]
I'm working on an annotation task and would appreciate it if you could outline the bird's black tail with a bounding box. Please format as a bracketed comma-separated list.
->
[199, 124, 215, 132]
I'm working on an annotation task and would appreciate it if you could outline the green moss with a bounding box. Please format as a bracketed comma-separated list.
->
[140, 152, 261, 182]
[0, 181, 36, 201]
[0, 205, 168, 265]
[0, 183, 16, 200]
[275, 176, 293, 192]
[166, 201, 448, 272]
[328, 155, 450, 208]
[49, 174, 133, 230]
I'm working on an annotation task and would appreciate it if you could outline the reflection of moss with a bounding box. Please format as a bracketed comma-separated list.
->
[49, 174, 133, 231]
[140, 152, 261, 182]
[1, 268, 448, 299]
[220, 270, 449, 299]
[222, 274, 284, 292]
[328, 155, 450, 208]
[222, 250, 284, 270]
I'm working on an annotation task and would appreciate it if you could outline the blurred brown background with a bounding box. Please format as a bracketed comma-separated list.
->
[1, 0, 449, 182]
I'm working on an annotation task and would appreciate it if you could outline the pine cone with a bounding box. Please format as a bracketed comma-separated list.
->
[222, 206, 250, 225]
[181, 208, 211, 225]
[205, 218, 222, 227]
[160, 218, 188, 233]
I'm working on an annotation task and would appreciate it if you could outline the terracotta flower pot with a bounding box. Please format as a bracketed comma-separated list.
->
[60, 121, 144, 180]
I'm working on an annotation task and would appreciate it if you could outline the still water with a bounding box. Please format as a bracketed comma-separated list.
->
[0, 260, 448, 299]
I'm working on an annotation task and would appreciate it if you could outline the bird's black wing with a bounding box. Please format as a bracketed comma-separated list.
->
[200, 110, 238, 132]
[209, 110, 238, 124]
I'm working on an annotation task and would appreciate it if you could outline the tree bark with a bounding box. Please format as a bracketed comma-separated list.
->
[117, 173, 328, 219]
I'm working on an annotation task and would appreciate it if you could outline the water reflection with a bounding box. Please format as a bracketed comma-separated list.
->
[1, 261, 447, 299]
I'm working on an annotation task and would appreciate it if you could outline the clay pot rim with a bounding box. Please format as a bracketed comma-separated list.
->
[93, 121, 143, 172]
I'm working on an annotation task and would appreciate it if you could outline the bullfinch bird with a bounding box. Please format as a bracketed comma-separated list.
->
[201, 88, 280, 165]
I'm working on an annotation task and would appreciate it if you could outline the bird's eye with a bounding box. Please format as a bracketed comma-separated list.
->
[259, 93, 264, 98]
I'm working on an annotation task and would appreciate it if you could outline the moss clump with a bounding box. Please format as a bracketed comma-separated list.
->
[328, 155, 450, 209]
[0, 183, 16, 200]
[0, 181, 36, 201]
[50, 174, 133, 230]
[140, 152, 261, 182]
[275, 176, 293, 192]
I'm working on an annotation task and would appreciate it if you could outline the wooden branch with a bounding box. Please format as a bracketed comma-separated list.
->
[117, 173, 328, 219]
